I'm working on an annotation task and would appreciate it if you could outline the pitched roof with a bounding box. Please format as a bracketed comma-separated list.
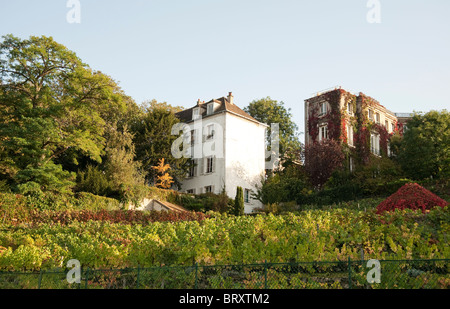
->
[175, 95, 262, 124]
[153, 200, 188, 212]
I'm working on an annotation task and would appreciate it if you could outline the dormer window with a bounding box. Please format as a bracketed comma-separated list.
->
[207, 103, 214, 115]
[192, 108, 200, 120]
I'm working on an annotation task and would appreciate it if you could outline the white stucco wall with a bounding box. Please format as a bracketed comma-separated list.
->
[224, 112, 266, 213]
[179, 113, 227, 195]
[178, 110, 267, 213]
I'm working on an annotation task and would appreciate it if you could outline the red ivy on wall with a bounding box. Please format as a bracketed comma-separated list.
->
[307, 104, 319, 142]
[323, 90, 343, 141]
[341, 117, 348, 145]
[306, 90, 396, 166]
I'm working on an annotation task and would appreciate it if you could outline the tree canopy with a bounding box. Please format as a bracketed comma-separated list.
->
[244, 97, 303, 169]
[0, 35, 143, 196]
[130, 100, 190, 188]
[392, 110, 449, 180]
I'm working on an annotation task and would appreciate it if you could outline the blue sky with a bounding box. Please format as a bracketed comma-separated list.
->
[1, 0, 449, 142]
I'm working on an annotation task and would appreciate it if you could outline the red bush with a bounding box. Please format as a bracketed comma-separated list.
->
[376, 183, 448, 214]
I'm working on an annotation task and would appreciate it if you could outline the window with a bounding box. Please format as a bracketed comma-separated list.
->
[206, 156, 214, 173]
[188, 159, 197, 177]
[347, 103, 352, 115]
[244, 189, 251, 203]
[204, 185, 213, 193]
[190, 130, 196, 145]
[370, 133, 380, 156]
[349, 156, 354, 173]
[192, 108, 200, 120]
[391, 123, 396, 132]
[385, 120, 389, 129]
[375, 113, 380, 124]
[319, 102, 327, 116]
[368, 109, 374, 121]
[347, 124, 354, 146]
[206, 124, 215, 140]
[207, 103, 214, 115]
[319, 125, 328, 141]
[186, 189, 195, 194]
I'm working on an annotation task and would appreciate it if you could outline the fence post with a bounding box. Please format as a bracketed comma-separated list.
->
[264, 260, 268, 289]
[348, 257, 352, 289]
[194, 262, 198, 289]
[136, 265, 140, 289]
[84, 267, 89, 289]
[38, 270, 43, 289]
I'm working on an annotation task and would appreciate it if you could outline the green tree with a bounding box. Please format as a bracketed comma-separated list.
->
[244, 97, 302, 170]
[103, 124, 145, 195]
[0, 34, 134, 194]
[131, 100, 189, 188]
[254, 165, 309, 205]
[392, 110, 449, 180]
[234, 186, 244, 216]
[76, 165, 112, 197]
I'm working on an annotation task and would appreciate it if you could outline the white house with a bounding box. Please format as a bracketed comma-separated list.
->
[174, 92, 268, 213]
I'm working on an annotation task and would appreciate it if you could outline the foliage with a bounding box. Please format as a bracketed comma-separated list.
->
[152, 158, 174, 189]
[254, 165, 310, 205]
[234, 187, 244, 216]
[376, 183, 448, 214]
[0, 191, 121, 212]
[0, 180, 10, 193]
[351, 156, 404, 195]
[244, 97, 302, 169]
[0, 34, 138, 195]
[5, 209, 209, 227]
[0, 205, 448, 271]
[177, 191, 234, 213]
[392, 110, 450, 180]
[304, 139, 345, 189]
[76, 165, 113, 197]
[102, 124, 145, 195]
[131, 100, 189, 188]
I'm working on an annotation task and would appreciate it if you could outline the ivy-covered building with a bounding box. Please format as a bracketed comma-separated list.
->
[304, 87, 410, 171]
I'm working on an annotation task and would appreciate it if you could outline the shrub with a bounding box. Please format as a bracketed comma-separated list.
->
[76, 165, 113, 197]
[234, 187, 244, 216]
[376, 183, 448, 214]
[0, 180, 11, 193]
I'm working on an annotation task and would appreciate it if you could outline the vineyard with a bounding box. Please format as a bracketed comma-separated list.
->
[0, 195, 448, 272]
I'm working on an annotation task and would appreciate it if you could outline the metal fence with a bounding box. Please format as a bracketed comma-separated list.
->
[0, 259, 448, 289]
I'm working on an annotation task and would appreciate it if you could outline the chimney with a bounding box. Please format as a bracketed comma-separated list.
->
[197, 99, 201, 105]
[228, 92, 234, 105]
